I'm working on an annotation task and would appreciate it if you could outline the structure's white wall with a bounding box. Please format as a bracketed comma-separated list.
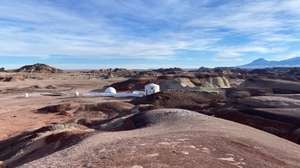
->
[145, 83, 160, 95]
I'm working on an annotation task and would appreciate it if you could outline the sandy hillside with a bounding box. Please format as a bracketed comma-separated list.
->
[21, 109, 300, 168]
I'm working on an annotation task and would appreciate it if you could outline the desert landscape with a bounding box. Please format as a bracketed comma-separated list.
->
[1, 0, 300, 167]
[0, 64, 300, 167]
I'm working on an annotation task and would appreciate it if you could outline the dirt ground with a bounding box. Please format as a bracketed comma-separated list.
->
[0, 73, 126, 140]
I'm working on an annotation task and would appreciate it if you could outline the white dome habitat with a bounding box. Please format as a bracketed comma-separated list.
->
[104, 87, 117, 94]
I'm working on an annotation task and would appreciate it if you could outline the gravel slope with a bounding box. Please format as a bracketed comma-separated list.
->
[21, 109, 300, 168]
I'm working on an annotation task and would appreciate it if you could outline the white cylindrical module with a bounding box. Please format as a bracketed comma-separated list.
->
[144, 83, 160, 96]
[75, 91, 80, 97]
[25, 93, 30, 98]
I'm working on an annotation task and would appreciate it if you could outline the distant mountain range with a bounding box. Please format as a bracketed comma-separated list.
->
[239, 57, 300, 68]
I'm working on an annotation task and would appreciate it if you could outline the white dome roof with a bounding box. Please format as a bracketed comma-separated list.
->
[105, 87, 117, 94]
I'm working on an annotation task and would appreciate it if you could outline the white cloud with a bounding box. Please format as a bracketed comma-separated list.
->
[214, 44, 288, 61]
[215, 46, 270, 59]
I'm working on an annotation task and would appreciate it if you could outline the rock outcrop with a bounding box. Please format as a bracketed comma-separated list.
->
[222, 78, 300, 144]
[197, 76, 231, 89]
[132, 91, 223, 115]
[15, 63, 63, 73]
[110, 75, 231, 92]
[240, 78, 300, 94]
[153, 67, 183, 74]
[237, 96, 300, 108]
[98, 68, 137, 78]
[110, 77, 156, 91]
[0, 124, 91, 167]
[0, 74, 25, 82]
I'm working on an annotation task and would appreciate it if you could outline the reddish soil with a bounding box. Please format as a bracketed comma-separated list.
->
[0, 74, 125, 140]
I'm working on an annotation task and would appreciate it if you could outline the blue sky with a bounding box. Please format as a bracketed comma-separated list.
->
[0, 0, 300, 69]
